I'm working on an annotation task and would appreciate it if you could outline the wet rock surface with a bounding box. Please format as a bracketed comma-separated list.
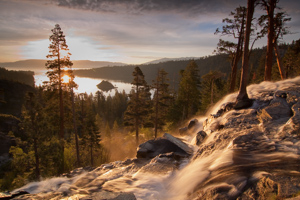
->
[10, 133, 191, 200]
[189, 77, 300, 200]
[136, 138, 187, 159]
[195, 131, 207, 146]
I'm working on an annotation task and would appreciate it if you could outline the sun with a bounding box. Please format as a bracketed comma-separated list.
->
[62, 75, 71, 83]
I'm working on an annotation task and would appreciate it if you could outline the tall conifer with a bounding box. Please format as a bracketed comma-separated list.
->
[177, 60, 201, 120]
[124, 67, 151, 145]
[45, 24, 73, 173]
[152, 69, 172, 138]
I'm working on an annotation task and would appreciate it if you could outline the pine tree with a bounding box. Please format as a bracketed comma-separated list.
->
[201, 71, 225, 111]
[80, 94, 102, 166]
[124, 67, 151, 145]
[283, 39, 300, 78]
[258, 9, 291, 80]
[151, 69, 172, 138]
[215, 6, 246, 93]
[20, 89, 46, 180]
[45, 24, 73, 173]
[260, 0, 278, 81]
[177, 60, 201, 120]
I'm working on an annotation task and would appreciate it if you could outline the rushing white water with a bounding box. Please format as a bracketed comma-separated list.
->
[12, 76, 300, 200]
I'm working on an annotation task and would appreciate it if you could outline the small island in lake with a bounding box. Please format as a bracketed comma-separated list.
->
[97, 80, 117, 92]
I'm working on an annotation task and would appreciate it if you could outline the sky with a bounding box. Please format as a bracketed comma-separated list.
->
[1, 0, 300, 65]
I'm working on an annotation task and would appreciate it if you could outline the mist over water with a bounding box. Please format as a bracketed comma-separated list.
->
[13, 76, 300, 199]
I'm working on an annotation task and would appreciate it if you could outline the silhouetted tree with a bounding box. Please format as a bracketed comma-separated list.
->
[283, 39, 300, 78]
[259, 0, 278, 81]
[236, 0, 257, 107]
[124, 67, 151, 145]
[258, 9, 291, 80]
[215, 6, 246, 92]
[20, 90, 45, 180]
[177, 60, 201, 119]
[201, 71, 225, 109]
[45, 24, 73, 173]
[151, 69, 172, 138]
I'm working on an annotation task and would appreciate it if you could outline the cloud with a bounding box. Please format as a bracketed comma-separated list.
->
[56, 0, 244, 16]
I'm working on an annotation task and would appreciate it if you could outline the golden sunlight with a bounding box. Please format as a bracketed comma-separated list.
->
[62, 75, 71, 83]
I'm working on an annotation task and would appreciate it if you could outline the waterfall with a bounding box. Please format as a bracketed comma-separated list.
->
[11, 76, 300, 200]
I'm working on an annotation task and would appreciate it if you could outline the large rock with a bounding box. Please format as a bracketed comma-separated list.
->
[136, 138, 188, 159]
[0, 190, 29, 200]
[261, 96, 292, 120]
[239, 173, 300, 200]
[178, 127, 188, 135]
[195, 130, 207, 146]
[138, 152, 183, 174]
[187, 119, 199, 130]
[179, 119, 201, 135]
[278, 101, 300, 137]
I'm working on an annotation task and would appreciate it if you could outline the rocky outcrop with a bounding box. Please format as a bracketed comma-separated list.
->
[189, 77, 300, 200]
[11, 133, 192, 200]
[136, 139, 186, 159]
[179, 118, 201, 135]
[195, 130, 207, 146]
[80, 191, 137, 200]
[8, 77, 300, 200]
[136, 133, 192, 159]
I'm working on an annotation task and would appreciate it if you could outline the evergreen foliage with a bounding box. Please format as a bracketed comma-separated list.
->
[200, 71, 226, 112]
[177, 60, 201, 120]
[151, 69, 173, 138]
[0, 68, 34, 86]
[45, 24, 74, 173]
[282, 39, 300, 78]
[124, 67, 152, 145]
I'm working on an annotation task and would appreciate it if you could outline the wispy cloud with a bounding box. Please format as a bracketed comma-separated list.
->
[0, 0, 299, 63]
[56, 0, 242, 16]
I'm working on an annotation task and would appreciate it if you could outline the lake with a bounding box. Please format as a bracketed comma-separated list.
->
[34, 72, 133, 96]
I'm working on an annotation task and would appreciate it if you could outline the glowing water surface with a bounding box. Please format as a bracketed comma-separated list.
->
[34, 72, 132, 95]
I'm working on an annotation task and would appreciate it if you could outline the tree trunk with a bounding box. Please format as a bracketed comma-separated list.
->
[230, 52, 240, 93]
[33, 137, 40, 180]
[58, 49, 65, 173]
[264, 0, 275, 81]
[229, 9, 246, 93]
[90, 141, 93, 166]
[71, 88, 80, 167]
[154, 88, 159, 138]
[274, 42, 286, 80]
[135, 117, 139, 146]
[135, 79, 139, 146]
[237, 0, 255, 101]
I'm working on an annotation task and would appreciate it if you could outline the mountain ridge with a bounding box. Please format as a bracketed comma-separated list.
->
[142, 57, 199, 65]
[0, 59, 126, 72]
